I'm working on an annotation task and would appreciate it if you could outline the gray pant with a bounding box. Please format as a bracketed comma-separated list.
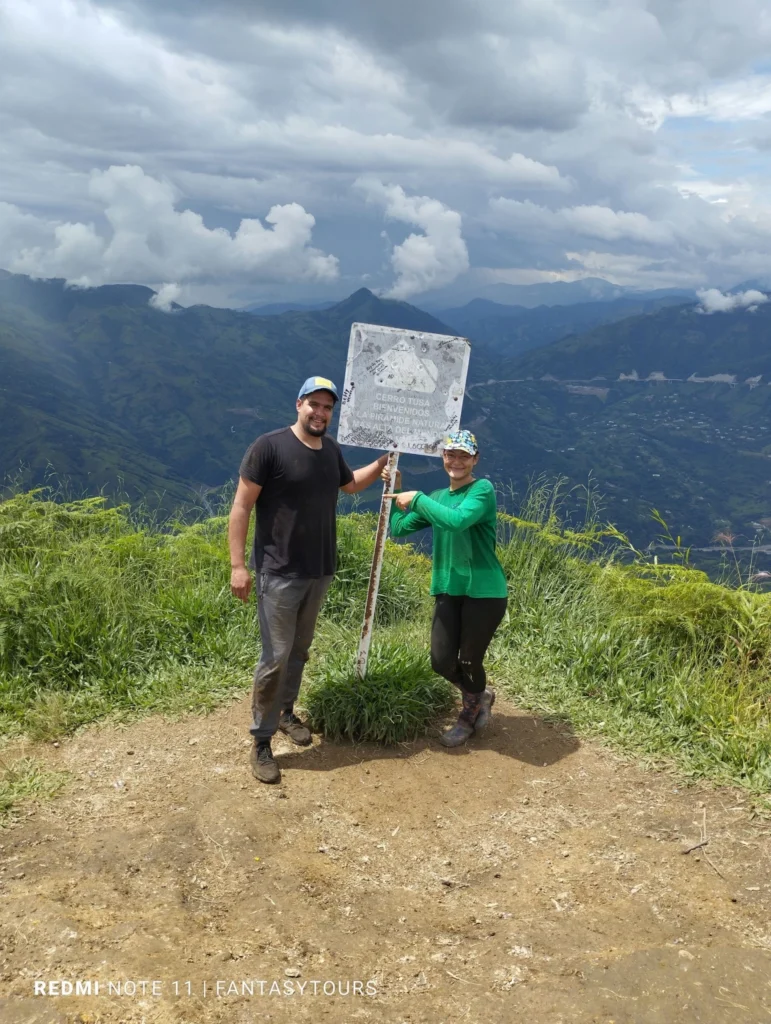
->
[250, 572, 333, 742]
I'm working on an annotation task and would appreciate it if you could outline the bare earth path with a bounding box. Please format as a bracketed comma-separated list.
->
[1, 695, 770, 1024]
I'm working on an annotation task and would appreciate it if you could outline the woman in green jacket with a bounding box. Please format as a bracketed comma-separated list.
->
[383, 430, 508, 747]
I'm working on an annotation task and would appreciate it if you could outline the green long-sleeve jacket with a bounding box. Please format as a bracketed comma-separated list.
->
[389, 477, 508, 598]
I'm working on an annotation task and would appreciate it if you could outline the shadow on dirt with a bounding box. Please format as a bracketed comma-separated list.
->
[275, 709, 580, 773]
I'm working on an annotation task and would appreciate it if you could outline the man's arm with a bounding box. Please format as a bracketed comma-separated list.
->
[229, 476, 262, 602]
[341, 453, 390, 494]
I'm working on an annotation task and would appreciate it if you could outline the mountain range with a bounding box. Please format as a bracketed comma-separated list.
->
[436, 294, 690, 358]
[420, 276, 695, 310]
[0, 274, 455, 508]
[1, 269, 770, 553]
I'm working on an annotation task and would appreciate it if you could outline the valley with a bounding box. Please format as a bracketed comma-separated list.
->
[1, 271, 770, 555]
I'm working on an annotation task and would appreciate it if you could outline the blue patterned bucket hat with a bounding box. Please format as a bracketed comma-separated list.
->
[443, 430, 478, 455]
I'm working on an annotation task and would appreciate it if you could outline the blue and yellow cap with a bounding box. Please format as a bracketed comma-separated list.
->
[297, 376, 339, 402]
[443, 429, 478, 455]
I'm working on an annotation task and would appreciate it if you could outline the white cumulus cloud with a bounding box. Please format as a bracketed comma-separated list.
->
[150, 282, 182, 312]
[490, 199, 674, 246]
[357, 179, 469, 300]
[6, 1, 771, 301]
[696, 287, 769, 313]
[4, 165, 339, 296]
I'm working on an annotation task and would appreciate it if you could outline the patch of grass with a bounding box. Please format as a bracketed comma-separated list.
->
[0, 755, 68, 822]
[324, 513, 431, 626]
[3, 663, 251, 742]
[2, 484, 770, 796]
[0, 490, 429, 741]
[493, 481, 771, 794]
[303, 635, 455, 744]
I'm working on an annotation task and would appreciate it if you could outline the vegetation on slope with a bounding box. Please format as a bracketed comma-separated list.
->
[0, 487, 769, 811]
[4, 272, 771, 550]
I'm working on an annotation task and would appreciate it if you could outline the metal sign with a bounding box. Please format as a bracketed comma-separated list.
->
[337, 322, 472, 679]
[338, 323, 471, 457]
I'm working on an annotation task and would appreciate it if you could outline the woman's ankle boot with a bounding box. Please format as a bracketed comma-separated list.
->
[439, 689, 482, 747]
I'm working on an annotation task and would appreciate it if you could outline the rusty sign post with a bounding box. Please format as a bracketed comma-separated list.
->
[355, 450, 399, 679]
[337, 322, 471, 678]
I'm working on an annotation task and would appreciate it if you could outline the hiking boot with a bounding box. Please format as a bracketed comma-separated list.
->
[475, 687, 496, 730]
[439, 690, 482, 748]
[278, 710, 312, 746]
[250, 741, 280, 784]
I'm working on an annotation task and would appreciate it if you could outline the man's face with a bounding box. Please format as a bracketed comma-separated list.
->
[296, 390, 335, 436]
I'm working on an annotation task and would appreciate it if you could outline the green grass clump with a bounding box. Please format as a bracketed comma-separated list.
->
[303, 637, 455, 744]
[0, 755, 68, 821]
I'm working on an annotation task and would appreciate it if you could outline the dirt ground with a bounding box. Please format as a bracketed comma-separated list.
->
[1, 694, 770, 1024]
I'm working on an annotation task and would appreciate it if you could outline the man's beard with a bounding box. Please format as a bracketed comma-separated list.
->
[303, 417, 328, 437]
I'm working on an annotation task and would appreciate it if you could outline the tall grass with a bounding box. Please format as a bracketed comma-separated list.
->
[493, 480, 771, 793]
[0, 492, 253, 683]
[0, 490, 427, 739]
[325, 513, 431, 626]
[1, 484, 769, 796]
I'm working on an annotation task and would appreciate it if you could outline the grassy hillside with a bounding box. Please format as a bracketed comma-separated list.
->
[1, 488, 768, 805]
[466, 378, 771, 549]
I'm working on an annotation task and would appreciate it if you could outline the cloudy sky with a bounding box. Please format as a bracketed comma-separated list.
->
[2, 0, 771, 307]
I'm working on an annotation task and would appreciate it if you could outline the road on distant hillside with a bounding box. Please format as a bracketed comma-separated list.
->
[1, 695, 769, 1023]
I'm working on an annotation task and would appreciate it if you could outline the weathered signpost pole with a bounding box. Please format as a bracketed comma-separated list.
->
[355, 450, 399, 678]
[337, 322, 471, 678]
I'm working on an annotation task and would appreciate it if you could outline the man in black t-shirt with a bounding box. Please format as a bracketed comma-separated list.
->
[229, 375, 389, 784]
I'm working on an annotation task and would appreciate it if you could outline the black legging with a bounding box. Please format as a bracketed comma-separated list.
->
[430, 594, 508, 694]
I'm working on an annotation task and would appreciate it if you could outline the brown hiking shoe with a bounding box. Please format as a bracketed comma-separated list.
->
[475, 688, 496, 730]
[250, 741, 280, 784]
[279, 710, 312, 746]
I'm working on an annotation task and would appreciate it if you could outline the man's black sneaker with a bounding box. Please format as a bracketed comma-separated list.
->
[278, 710, 312, 746]
[250, 741, 280, 784]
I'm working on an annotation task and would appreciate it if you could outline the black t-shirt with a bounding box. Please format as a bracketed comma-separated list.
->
[239, 427, 354, 577]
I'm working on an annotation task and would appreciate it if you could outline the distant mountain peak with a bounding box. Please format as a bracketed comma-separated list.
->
[345, 287, 377, 302]
[327, 287, 384, 314]
[322, 287, 458, 336]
